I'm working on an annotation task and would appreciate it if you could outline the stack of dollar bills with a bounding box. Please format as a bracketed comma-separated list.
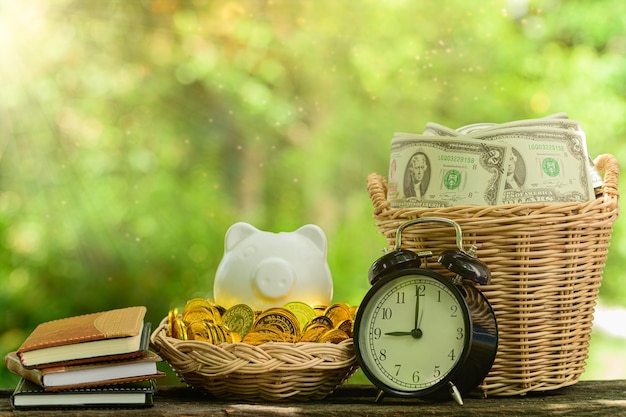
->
[387, 113, 602, 208]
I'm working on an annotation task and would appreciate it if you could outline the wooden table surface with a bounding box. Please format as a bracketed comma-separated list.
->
[1, 380, 625, 416]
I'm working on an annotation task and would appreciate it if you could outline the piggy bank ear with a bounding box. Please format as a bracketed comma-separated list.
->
[224, 222, 259, 251]
[294, 224, 327, 255]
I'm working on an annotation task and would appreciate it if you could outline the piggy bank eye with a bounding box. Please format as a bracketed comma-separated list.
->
[241, 246, 256, 258]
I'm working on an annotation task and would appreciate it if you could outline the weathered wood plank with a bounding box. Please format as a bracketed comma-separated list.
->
[1, 380, 625, 416]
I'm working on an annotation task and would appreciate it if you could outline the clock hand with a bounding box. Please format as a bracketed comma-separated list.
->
[384, 331, 413, 336]
[385, 329, 423, 339]
[414, 287, 425, 332]
[417, 297, 424, 330]
[414, 288, 419, 331]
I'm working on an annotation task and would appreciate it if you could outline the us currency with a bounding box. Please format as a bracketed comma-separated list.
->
[426, 114, 601, 198]
[464, 127, 595, 203]
[423, 122, 461, 137]
[461, 117, 602, 192]
[388, 134, 511, 208]
[426, 114, 575, 137]
[461, 116, 582, 135]
[460, 118, 579, 136]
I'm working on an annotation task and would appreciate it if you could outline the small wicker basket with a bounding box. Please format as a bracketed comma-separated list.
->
[366, 154, 619, 396]
[150, 318, 358, 401]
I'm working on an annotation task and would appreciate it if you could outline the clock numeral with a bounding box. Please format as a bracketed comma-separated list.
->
[412, 371, 420, 383]
[378, 349, 387, 361]
[448, 349, 456, 361]
[456, 327, 464, 340]
[437, 290, 442, 302]
[433, 365, 441, 378]
[396, 292, 405, 304]
[394, 364, 401, 376]
[450, 305, 458, 317]
[382, 307, 393, 320]
[373, 328, 382, 339]
[416, 285, 426, 297]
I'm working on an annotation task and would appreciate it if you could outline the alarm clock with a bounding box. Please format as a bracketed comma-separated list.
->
[353, 217, 498, 405]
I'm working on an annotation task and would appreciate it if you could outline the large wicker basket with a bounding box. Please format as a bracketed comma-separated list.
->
[366, 153, 619, 396]
[150, 318, 358, 401]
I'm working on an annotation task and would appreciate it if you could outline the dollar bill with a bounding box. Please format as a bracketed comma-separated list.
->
[423, 122, 461, 137]
[455, 122, 497, 135]
[463, 116, 583, 136]
[429, 113, 599, 194]
[388, 134, 511, 208]
[461, 117, 602, 192]
[427, 114, 577, 136]
[464, 127, 595, 203]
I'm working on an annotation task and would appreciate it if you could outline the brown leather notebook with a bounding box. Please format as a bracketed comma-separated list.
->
[17, 306, 147, 368]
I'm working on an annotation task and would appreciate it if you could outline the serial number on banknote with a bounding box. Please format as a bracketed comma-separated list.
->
[438, 155, 476, 163]
[528, 143, 566, 152]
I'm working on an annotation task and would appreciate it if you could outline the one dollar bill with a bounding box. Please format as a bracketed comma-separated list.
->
[388, 134, 511, 208]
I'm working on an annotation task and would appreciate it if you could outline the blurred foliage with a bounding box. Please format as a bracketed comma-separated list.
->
[1, 0, 625, 387]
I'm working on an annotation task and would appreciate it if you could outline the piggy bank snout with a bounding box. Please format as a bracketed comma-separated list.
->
[253, 257, 295, 300]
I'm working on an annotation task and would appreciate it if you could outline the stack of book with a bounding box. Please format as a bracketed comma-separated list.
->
[3, 306, 164, 410]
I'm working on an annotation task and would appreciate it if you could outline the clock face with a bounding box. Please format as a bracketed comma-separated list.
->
[354, 270, 470, 396]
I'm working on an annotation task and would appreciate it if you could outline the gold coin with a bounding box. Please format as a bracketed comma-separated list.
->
[207, 321, 220, 344]
[222, 304, 255, 337]
[183, 298, 212, 311]
[313, 305, 327, 316]
[336, 319, 353, 337]
[318, 328, 349, 344]
[185, 305, 223, 324]
[172, 317, 188, 340]
[324, 303, 352, 327]
[184, 299, 223, 323]
[188, 321, 213, 343]
[349, 305, 359, 320]
[167, 308, 178, 337]
[242, 328, 285, 345]
[214, 323, 233, 344]
[240, 331, 257, 345]
[335, 301, 352, 310]
[210, 304, 223, 324]
[213, 303, 226, 318]
[253, 308, 301, 338]
[307, 315, 334, 330]
[169, 316, 178, 338]
[207, 322, 226, 344]
[283, 302, 317, 331]
[299, 324, 328, 342]
[182, 309, 213, 325]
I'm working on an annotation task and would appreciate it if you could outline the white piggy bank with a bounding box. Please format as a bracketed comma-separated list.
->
[213, 222, 334, 310]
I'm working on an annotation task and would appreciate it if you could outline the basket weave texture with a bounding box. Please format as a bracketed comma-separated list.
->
[366, 154, 620, 396]
[150, 318, 358, 401]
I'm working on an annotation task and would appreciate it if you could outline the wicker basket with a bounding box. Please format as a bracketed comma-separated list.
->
[150, 318, 358, 401]
[366, 153, 620, 396]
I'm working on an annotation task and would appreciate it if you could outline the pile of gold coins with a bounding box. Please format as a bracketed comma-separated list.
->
[166, 298, 358, 345]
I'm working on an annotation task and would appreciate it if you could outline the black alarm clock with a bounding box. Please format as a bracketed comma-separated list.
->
[353, 217, 498, 405]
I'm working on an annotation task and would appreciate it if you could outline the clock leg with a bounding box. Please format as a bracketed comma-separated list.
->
[448, 381, 464, 406]
[374, 390, 386, 403]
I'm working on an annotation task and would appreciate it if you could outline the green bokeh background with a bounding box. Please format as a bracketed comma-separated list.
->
[1, 0, 625, 387]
